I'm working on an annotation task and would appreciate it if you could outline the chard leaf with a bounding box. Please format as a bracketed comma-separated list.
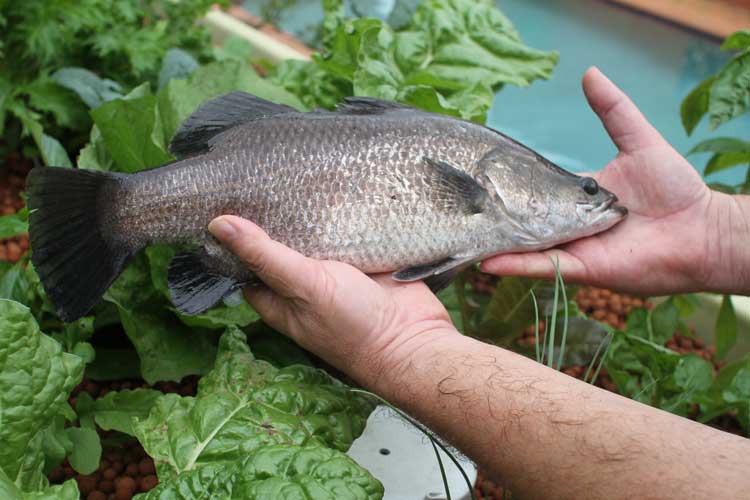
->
[708, 53, 750, 130]
[77, 125, 114, 171]
[137, 444, 383, 500]
[132, 327, 375, 477]
[91, 389, 162, 436]
[51, 67, 123, 109]
[91, 84, 172, 172]
[704, 152, 750, 175]
[0, 299, 84, 491]
[156, 60, 304, 150]
[104, 254, 217, 384]
[157, 48, 199, 89]
[0, 468, 79, 500]
[715, 294, 738, 359]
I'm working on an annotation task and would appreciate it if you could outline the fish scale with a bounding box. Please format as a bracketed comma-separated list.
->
[27, 92, 626, 322]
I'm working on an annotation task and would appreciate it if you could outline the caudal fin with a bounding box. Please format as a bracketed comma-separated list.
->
[27, 167, 135, 322]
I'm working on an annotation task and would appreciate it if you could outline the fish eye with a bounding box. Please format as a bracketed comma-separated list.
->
[580, 177, 599, 195]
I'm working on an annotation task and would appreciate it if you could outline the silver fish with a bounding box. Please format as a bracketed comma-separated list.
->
[27, 92, 626, 322]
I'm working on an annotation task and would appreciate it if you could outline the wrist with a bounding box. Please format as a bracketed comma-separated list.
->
[354, 324, 465, 397]
[700, 191, 750, 294]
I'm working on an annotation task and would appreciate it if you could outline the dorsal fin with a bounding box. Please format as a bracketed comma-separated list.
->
[336, 96, 415, 114]
[169, 91, 297, 158]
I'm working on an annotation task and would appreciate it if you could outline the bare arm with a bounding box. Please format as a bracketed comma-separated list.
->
[375, 329, 749, 499]
[208, 215, 750, 500]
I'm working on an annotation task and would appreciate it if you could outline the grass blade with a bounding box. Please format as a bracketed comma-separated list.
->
[431, 438, 452, 500]
[531, 289, 540, 364]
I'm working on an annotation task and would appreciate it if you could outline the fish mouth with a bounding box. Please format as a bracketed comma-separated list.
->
[593, 195, 627, 216]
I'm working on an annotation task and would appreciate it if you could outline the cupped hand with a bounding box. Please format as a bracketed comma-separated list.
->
[208, 216, 457, 388]
[481, 67, 719, 295]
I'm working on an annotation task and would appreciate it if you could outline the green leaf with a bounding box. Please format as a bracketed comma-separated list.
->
[478, 277, 540, 342]
[92, 389, 163, 436]
[650, 299, 679, 345]
[22, 78, 89, 131]
[0, 467, 79, 500]
[137, 444, 383, 500]
[681, 76, 714, 135]
[715, 294, 738, 359]
[103, 253, 217, 384]
[708, 53, 750, 130]
[687, 137, 750, 155]
[156, 60, 304, 149]
[705, 152, 750, 175]
[0, 299, 84, 490]
[8, 101, 73, 167]
[721, 29, 750, 51]
[52, 67, 123, 109]
[213, 36, 253, 63]
[64, 427, 101, 475]
[0, 207, 28, 239]
[77, 125, 114, 171]
[132, 327, 375, 477]
[157, 48, 199, 89]
[674, 355, 713, 392]
[91, 84, 173, 172]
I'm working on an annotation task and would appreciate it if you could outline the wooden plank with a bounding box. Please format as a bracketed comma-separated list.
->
[606, 0, 750, 39]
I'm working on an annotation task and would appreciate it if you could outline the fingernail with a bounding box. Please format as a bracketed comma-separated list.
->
[208, 217, 236, 241]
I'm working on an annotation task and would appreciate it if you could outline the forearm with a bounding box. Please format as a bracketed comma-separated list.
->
[702, 192, 750, 294]
[366, 330, 750, 500]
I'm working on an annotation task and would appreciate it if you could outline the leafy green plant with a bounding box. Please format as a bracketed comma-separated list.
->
[681, 29, 750, 193]
[0, 0, 220, 168]
[270, 0, 558, 122]
[605, 300, 749, 434]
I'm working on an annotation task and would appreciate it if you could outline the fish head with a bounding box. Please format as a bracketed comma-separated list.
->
[477, 145, 627, 249]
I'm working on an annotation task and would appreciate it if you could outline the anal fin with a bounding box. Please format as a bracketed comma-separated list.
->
[167, 252, 243, 315]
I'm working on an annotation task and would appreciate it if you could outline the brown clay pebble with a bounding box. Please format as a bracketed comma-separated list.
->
[6, 240, 21, 261]
[678, 336, 693, 349]
[99, 459, 110, 472]
[115, 489, 134, 500]
[76, 475, 98, 496]
[48, 466, 65, 483]
[63, 465, 75, 477]
[111, 461, 124, 474]
[103, 468, 117, 481]
[140, 475, 158, 491]
[99, 480, 114, 493]
[138, 458, 155, 475]
[87, 492, 107, 500]
[125, 463, 139, 477]
[116, 476, 137, 492]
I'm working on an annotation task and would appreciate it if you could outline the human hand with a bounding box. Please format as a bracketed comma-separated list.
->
[481, 67, 727, 296]
[208, 216, 458, 388]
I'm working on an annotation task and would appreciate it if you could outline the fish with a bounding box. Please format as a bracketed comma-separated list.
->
[26, 92, 627, 322]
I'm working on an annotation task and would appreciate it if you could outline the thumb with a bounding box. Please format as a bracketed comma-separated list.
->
[583, 67, 666, 154]
[208, 215, 316, 300]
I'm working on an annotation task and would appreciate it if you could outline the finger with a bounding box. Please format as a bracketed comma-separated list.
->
[243, 284, 281, 323]
[582, 67, 666, 154]
[479, 249, 588, 281]
[208, 215, 318, 299]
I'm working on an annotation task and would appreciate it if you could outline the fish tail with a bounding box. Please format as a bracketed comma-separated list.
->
[26, 166, 137, 322]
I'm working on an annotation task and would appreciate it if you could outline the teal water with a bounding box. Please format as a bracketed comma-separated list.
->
[244, 0, 748, 184]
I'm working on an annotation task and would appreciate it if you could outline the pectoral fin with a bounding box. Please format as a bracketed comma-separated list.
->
[167, 252, 243, 315]
[393, 257, 471, 292]
[423, 157, 488, 215]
